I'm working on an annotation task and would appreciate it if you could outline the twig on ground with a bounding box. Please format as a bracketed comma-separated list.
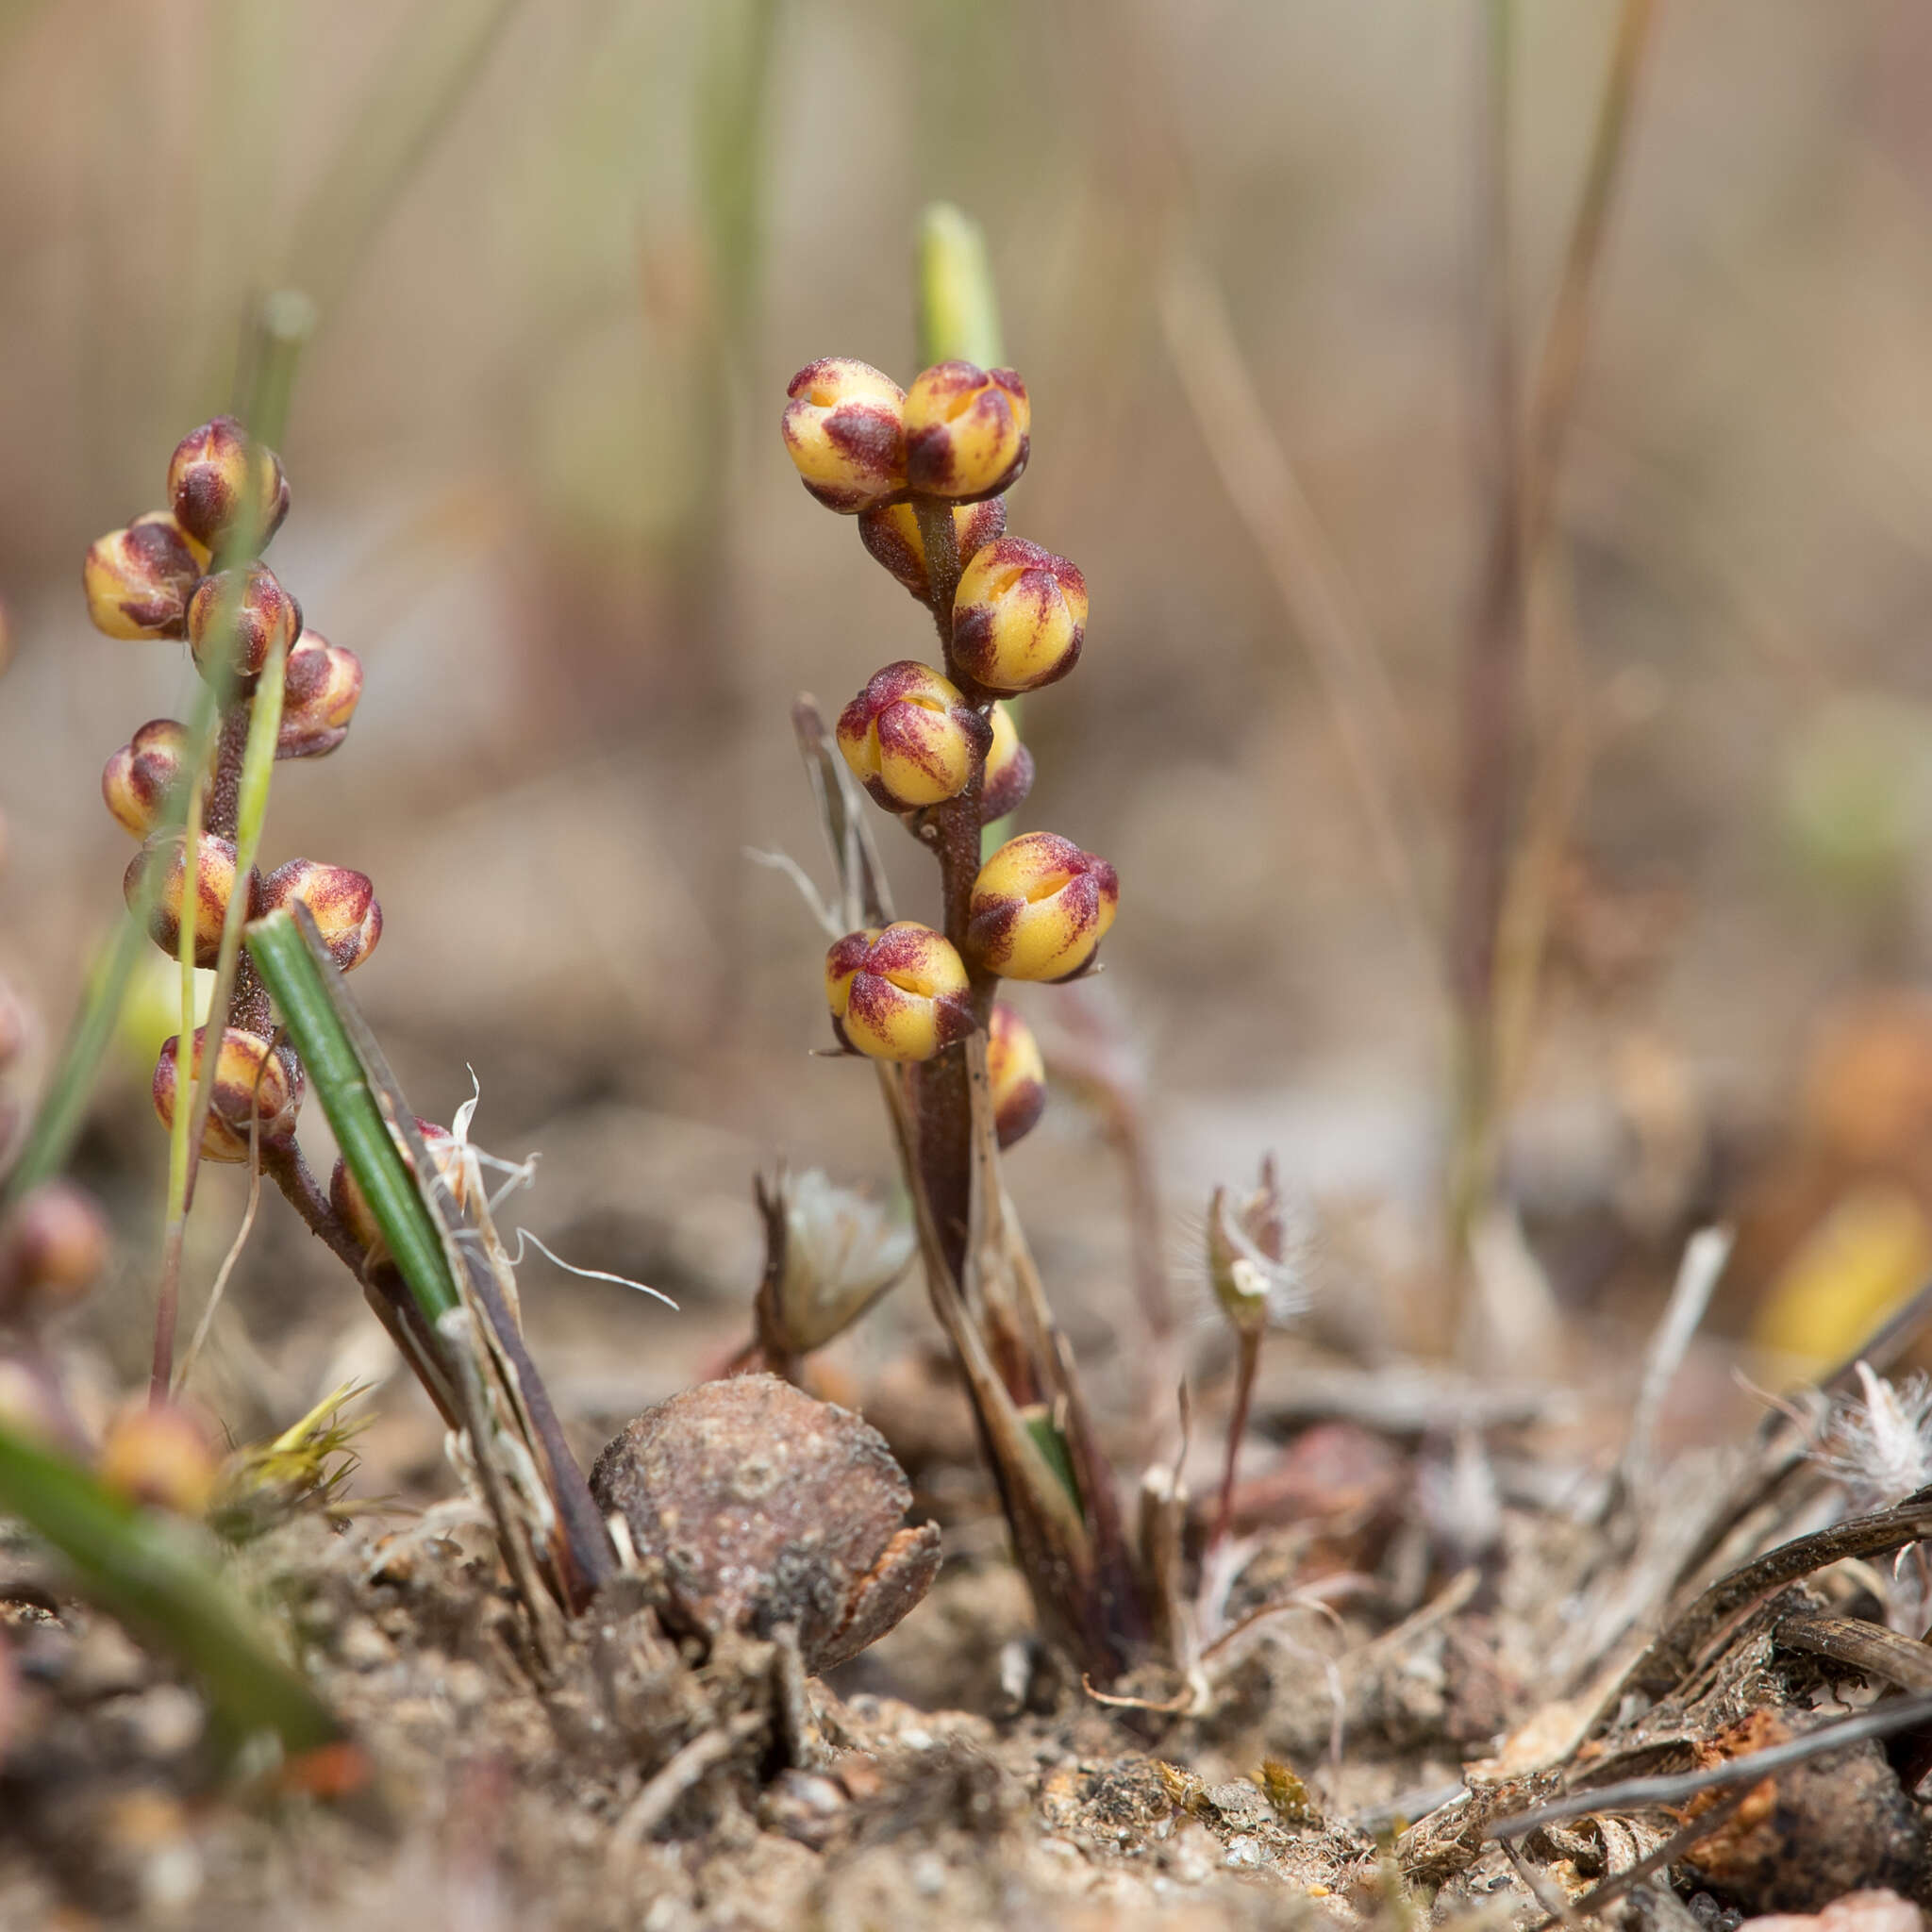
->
[615, 1711, 767, 1844]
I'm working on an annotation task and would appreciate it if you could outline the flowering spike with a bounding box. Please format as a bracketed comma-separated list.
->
[951, 538, 1087, 691]
[966, 831, 1119, 982]
[259, 858, 382, 972]
[986, 1002, 1046, 1149]
[152, 1025, 303, 1163]
[82, 513, 202, 641]
[186, 562, 302, 693]
[781, 358, 908, 514]
[858, 498, 1006, 602]
[276, 632, 362, 759]
[835, 660, 990, 812]
[979, 700, 1034, 823]
[124, 830, 254, 968]
[167, 415, 289, 555]
[102, 718, 202, 839]
[824, 922, 974, 1061]
[903, 360, 1029, 502]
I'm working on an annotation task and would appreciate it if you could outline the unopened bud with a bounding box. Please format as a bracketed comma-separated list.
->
[1207, 1158, 1297, 1340]
[82, 513, 202, 641]
[858, 498, 1006, 602]
[0, 1180, 110, 1321]
[186, 562, 301, 692]
[986, 1003, 1046, 1149]
[97, 1402, 218, 1517]
[781, 358, 908, 513]
[836, 660, 989, 812]
[967, 832, 1119, 982]
[951, 539, 1087, 692]
[904, 360, 1029, 502]
[824, 922, 974, 1061]
[153, 1025, 302, 1162]
[124, 830, 253, 968]
[102, 718, 203, 839]
[167, 415, 290, 555]
[979, 700, 1034, 823]
[329, 1118, 461, 1257]
[755, 1169, 915, 1359]
[276, 632, 362, 759]
[259, 858, 382, 972]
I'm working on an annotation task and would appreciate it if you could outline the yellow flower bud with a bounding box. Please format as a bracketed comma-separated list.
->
[0, 1180, 110, 1321]
[979, 700, 1034, 823]
[858, 498, 1006, 602]
[904, 360, 1030, 502]
[82, 513, 202, 641]
[781, 358, 908, 514]
[986, 1002, 1046, 1149]
[152, 1025, 302, 1163]
[167, 415, 290, 555]
[950, 538, 1088, 692]
[329, 1117, 462, 1257]
[124, 830, 254, 968]
[276, 632, 362, 759]
[102, 718, 204, 840]
[966, 832, 1119, 982]
[824, 922, 974, 1061]
[97, 1402, 218, 1517]
[259, 858, 382, 972]
[186, 562, 302, 693]
[835, 659, 989, 812]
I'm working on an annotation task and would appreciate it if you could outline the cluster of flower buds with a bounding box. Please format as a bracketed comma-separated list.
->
[83, 418, 382, 1164]
[783, 352, 1117, 1149]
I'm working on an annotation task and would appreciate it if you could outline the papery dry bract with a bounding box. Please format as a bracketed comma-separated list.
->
[781, 358, 908, 513]
[986, 1002, 1046, 1149]
[836, 659, 990, 811]
[966, 831, 1118, 982]
[97, 1402, 218, 1517]
[904, 360, 1030, 502]
[979, 700, 1034, 823]
[951, 538, 1087, 692]
[0, 1180, 109, 1320]
[167, 415, 289, 555]
[187, 562, 302, 694]
[82, 514, 202, 641]
[758, 1169, 915, 1357]
[125, 829, 253, 969]
[152, 1025, 302, 1163]
[858, 497, 1007, 602]
[825, 922, 974, 1061]
[276, 633, 362, 758]
[259, 858, 382, 972]
[102, 719, 200, 839]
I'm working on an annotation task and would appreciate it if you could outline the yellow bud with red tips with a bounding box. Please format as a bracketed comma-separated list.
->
[259, 858, 382, 972]
[82, 513, 202, 641]
[152, 1025, 303, 1163]
[330, 1118, 463, 1258]
[186, 561, 302, 694]
[277, 632, 362, 759]
[825, 922, 974, 1062]
[167, 414, 289, 555]
[904, 361, 1029, 502]
[102, 719, 204, 839]
[967, 832, 1119, 983]
[986, 1002, 1046, 1149]
[858, 498, 1006, 603]
[781, 358, 908, 513]
[124, 830, 255, 968]
[979, 701, 1034, 823]
[951, 538, 1087, 692]
[836, 660, 989, 812]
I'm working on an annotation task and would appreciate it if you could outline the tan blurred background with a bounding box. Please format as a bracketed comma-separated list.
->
[7, 0, 1932, 1454]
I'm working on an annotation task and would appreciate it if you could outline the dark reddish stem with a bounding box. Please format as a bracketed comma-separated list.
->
[1208, 1327, 1261, 1555]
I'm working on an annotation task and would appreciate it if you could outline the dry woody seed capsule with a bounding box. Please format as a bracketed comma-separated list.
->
[979, 700, 1034, 823]
[82, 514, 202, 641]
[124, 830, 253, 969]
[781, 358, 908, 514]
[187, 562, 302, 693]
[276, 633, 362, 759]
[858, 498, 1007, 602]
[259, 858, 382, 972]
[836, 660, 991, 811]
[951, 538, 1088, 691]
[102, 719, 200, 839]
[825, 922, 974, 1061]
[152, 1025, 302, 1163]
[903, 360, 1030, 501]
[967, 831, 1119, 982]
[986, 1002, 1047, 1149]
[167, 415, 290, 555]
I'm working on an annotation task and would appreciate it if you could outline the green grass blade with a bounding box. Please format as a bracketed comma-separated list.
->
[917, 201, 1005, 368]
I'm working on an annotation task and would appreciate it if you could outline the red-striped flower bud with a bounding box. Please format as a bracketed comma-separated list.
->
[167, 415, 289, 555]
[781, 358, 908, 514]
[276, 632, 362, 759]
[124, 830, 254, 968]
[951, 539, 1087, 692]
[979, 701, 1034, 823]
[98, 1402, 218, 1517]
[967, 832, 1119, 982]
[904, 361, 1029, 502]
[186, 562, 301, 692]
[259, 858, 382, 972]
[82, 513, 202, 641]
[835, 660, 990, 812]
[153, 1026, 302, 1162]
[858, 498, 1007, 603]
[0, 1180, 110, 1321]
[987, 1002, 1046, 1149]
[329, 1118, 462, 1257]
[824, 922, 974, 1062]
[102, 718, 202, 839]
